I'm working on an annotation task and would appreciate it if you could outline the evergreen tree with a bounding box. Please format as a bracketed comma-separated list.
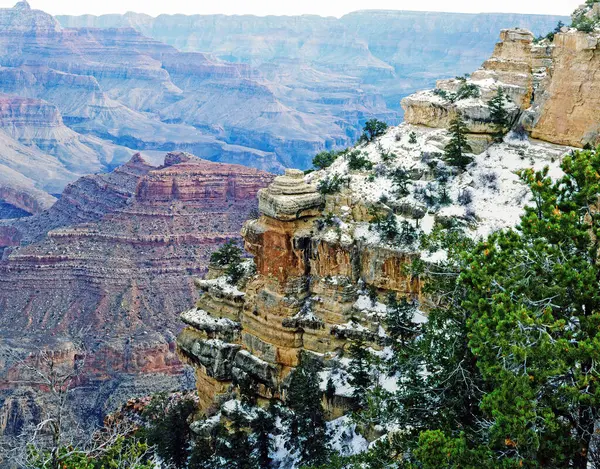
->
[347, 337, 373, 409]
[214, 406, 256, 469]
[356, 227, 485, 467]
[250, 408, 275, 469]
[386, 294, 420, 350]
[286, 352, 330, 466]
[141, 393, 197, 469]
[444, 114, 473, 170]
[313, 150, 339, 170]
[359, 119, 388, 143]
[461, 147, 600, 468]
[210, 240, 242, 267]
[487, 87, 510, 141]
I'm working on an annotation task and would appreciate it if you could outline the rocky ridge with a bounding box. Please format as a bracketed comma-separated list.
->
[403, 20, 600, 149]
[58, 9, 568, 114]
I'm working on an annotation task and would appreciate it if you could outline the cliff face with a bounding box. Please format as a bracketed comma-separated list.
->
[0, 153, 273, 335]
[0, 1, 390, 181]
[57, 10, 567, 112]
[0, 152, 274, 438]
[176, 28, 588, 424]
[402, 26, 600, 150]
[177, 126, 567, 416]
[526, 31, 600, 147]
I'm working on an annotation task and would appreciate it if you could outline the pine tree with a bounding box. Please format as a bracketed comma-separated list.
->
[386, 294, 420, 349]
[210, 240, 242, 267]
[487, 87, 509, 142]
[347, 338, 373, 409]
[355, 228, 486, 467]
[313, 150, 339, 170]
[444, 114, 473, 170]
[141, 393, 197, 469]
[286, 352, 329, 466]
[461, 147, 600, 468]
[214, 406, 256, 469]
[359, 119, 388, 143]
[250, 407, 275, 469]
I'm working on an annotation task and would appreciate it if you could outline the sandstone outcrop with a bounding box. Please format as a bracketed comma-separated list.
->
[525, 30, 600, 147]
[402, 25, 600, 150]
[177, 109, 569, 416]
[402, 28, 538, 152]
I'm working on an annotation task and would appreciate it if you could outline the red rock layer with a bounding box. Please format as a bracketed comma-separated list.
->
[0, 152, 274, 436]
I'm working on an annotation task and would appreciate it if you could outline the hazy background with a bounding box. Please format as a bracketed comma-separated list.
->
[1, 0, 580, 17]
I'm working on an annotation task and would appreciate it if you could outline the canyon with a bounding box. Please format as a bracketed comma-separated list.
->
[0, 152, 274, 438]
[175, 17, 600, 459]
[0, 1, 592, 460]
[0, 1, 566, 214]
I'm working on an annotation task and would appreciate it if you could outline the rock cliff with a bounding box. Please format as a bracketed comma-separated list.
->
[403, 26, 600, 150]
[177, 27, 589, 426]
[58, 10, 567, 114]
[0, 0, 391, 183]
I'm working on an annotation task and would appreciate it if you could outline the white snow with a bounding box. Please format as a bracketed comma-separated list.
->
[181, 308, 239, 329]
[197, 275, 246, 297]
[311, 123, 569, 262]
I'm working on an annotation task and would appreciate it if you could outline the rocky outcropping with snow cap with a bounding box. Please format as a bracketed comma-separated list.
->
[176, 22, 595, 429]
[258, 169, 324, 221]
[404, 25, 600, 150]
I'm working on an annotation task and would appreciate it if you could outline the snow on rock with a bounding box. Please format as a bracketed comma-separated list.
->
[312, 123, 569, 261]
[328, 415, 370, 456]
[180, 308, 241, 332]
[197, 275, 246, 298]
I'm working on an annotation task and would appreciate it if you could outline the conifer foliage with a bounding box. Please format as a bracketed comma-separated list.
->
[286, 352, 330, 467]
[487, 87, 510, 141]
[444, 114, 473, 170]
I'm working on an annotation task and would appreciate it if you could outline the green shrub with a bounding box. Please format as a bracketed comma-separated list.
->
[318, 174, 348, 194]
[434, 82, 479, 103]
[210, 240, 242, 267]
[312, 150, 340, 170]
[454, 82, 480, 101]
[359, 119, 388, 143]
[347, 150, 373, 171]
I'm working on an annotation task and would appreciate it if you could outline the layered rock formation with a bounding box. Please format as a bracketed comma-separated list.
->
[0, 0, 394, 188]
[58, 10, 568, 113]
[0, 152, 274, 437]
[176, 27, 584, 421]
[525, 30, 600, 146]
[403, 25, 600, 150]
[0, 3, 570, 212]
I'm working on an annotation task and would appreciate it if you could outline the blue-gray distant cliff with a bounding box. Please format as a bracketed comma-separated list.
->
[58, 10, 569, 110]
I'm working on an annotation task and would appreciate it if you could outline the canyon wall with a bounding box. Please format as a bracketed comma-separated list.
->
[0, 152, 274, 438]
[57, 10, 568, 112]
[403, 25, 600, 149]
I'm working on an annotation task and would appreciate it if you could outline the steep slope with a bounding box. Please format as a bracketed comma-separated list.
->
[403, 22, 600, 149]
[174, 28, 589, 462]
[0, 1, 390, 172]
